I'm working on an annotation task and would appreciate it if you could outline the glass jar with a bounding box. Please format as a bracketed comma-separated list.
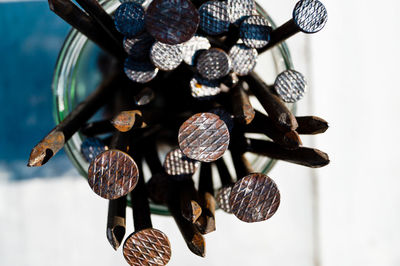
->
[52, 0, 294, 215]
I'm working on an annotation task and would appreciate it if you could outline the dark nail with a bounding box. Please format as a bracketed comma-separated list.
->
[114, 2, 145, 37]
[196, 48, 231, 80]
[258, 0, 327, 53]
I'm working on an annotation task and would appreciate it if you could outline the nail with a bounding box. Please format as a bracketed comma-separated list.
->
[163, 148, 200, 176]
[114, 2, 145, 37]
[178, 112, 230, 162]
[28, 71, 121, 167]
[242, 71, 298, 132]
[145, 0, 199, 45]
[229, 173, 280, 223]
[124, 57, 159, 83]
[123, 32, 155, 60]
[228, 44, 258, 76]
[48, 0, 125, 58]
[107, 196, 127, 250]
[150, 42, 183, 71]
[258, 0, 327, 53]
[239, 15, 272, 49]
[231, 80, 255, 124]
[198, 1, 230, 36]
[111, 110, 147, 132]
[88, 149, 139, 199]
[246, 138, 330, 168]
[196, 48, 231, 80]
[180, 35, 211, 66]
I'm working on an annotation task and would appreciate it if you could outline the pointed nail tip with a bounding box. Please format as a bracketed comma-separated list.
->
[190, 246, 206, 258]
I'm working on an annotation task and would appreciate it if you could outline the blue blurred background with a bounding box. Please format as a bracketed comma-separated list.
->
[0, 2, 75, 180]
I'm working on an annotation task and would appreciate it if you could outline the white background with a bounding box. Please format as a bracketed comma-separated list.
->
[1, 0, 400, 265]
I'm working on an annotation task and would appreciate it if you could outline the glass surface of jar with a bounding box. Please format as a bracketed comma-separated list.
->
[52, 0, 294, 215]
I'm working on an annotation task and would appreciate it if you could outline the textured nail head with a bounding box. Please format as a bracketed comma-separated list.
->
[216, 186, 232, 213]
[190, 75, 221, 98]
[239, 15, 271, 49]
[199, 1, 230, 36]
[229, 44, 258, 76]
[88, 150, 139, 200]
[81, 137, 106, 163]
[164, 148, 200, 176]
[274, 69, 307, 103]
[150, 42, 183, 71]
[114, 2, 145, 37]
[181, 35, 211, 66]
[123, 33, 154, 59]
[124, 57, 159, 83]
[145, 0, 199, 45]
[227, 0, 255, 25]
[196, 48, 231, 80]
[178, 112, 230, 163]
[123, 228, 171, 266]
[293, 0, 328, 33]
[229, 173, 280, 223]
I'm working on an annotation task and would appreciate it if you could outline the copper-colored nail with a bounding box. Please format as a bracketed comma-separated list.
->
[123, 228, 172, 266]
[178, 112, 230, 163]
[111, 110, 147, 132]
[88, 149, 139, 199]
[145, 0, 199, 45]
[124, 155, 172, 266]
[229, 173, 280, 223]
[107, 196, 127, 250]
[28, 71, 121, 167]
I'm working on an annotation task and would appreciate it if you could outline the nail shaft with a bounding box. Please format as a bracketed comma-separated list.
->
[246, 138, 330, 168]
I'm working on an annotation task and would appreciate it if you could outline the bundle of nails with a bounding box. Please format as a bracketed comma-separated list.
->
[29, 0, 329, 264]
